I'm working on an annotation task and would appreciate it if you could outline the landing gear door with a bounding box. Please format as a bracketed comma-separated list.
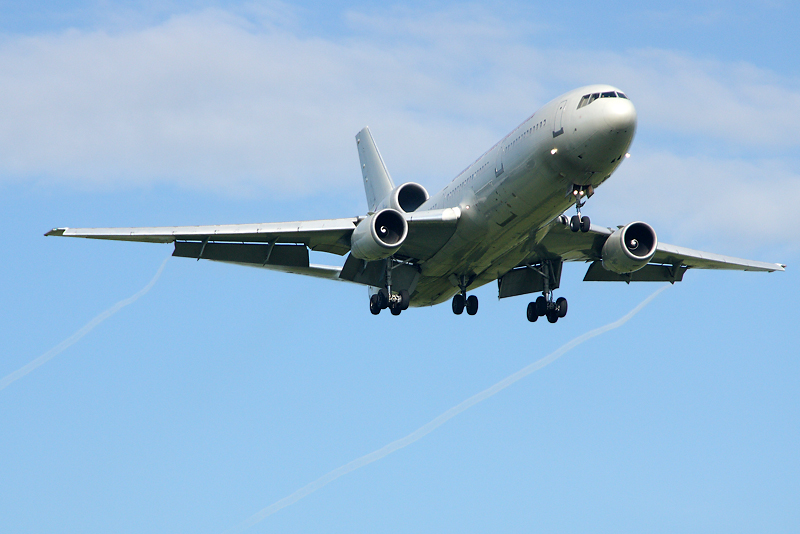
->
[553, 100, 567, 138]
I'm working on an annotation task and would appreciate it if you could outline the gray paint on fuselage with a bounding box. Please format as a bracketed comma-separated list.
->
[407, 85, 637, 306]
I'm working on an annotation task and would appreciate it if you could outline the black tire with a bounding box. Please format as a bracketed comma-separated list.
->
[556, 296, 568, 318]
[547, 310, 559, 323]
[369, 294, 381, 315]
[452, 293, 465, 315]
[570, 215, 580, 232]
[580, 216, 591, 233]
[399, 289, 410, 310]
[390, 306, 402, 316]
[378, 288, 390, 309]
[466, 295, 479, 315]
[527, 302, 538, 322]
[535, 295, 547, 316]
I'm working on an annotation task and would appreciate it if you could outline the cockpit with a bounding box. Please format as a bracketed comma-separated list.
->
[576, 91, 629, 109]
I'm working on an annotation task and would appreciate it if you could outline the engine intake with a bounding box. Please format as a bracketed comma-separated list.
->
[375, 182, 429, 213]
[601, 221, 658, 274]
[350, 208, 408, 261]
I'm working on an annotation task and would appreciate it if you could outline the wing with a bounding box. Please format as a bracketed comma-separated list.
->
[531, 215, 785, 279]
[497, 216, 784, 299]
[45, 208, 461, 283]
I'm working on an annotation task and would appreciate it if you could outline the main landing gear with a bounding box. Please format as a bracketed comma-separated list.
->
[525, 260, 567, 323]
[451, 274, 478, 316]
[570, 184, 592, 233]
[369, 257, 410, 316]
[369, 288, 410, 315]
[526, 294, 567, 323]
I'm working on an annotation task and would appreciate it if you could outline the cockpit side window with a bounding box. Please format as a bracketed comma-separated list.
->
[577, 94, 590, 109]
[588, 93, 600, 104]
[616, 92, 628, 99]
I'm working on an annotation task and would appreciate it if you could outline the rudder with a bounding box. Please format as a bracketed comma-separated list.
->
[356, 127, 395, 212]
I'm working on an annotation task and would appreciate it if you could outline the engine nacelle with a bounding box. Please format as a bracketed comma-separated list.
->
[350, 208, 408, 261]
[375, 182, 429, 213]
[601, 221, 658, 274]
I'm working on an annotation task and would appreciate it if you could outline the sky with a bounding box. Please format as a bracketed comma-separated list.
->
[1, 1, 798, 532]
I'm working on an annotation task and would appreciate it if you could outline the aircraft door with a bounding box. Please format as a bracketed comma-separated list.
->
[495, 146, 505, 177]
[553, 100, 567, 138]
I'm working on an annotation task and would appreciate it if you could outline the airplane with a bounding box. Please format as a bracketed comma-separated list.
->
[46, 84, 785, 322]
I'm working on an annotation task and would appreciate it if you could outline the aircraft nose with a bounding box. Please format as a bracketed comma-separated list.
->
[604, 99, 637, 133]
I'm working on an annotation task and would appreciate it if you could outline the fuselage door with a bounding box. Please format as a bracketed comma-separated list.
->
[553, 100, 567, 138]
[495, 146, 505, 177]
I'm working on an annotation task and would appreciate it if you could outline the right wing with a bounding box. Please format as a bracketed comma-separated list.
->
[46, 208, 462, 284]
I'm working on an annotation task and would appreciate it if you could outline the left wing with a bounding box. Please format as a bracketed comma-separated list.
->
[529, 215, 785, 278]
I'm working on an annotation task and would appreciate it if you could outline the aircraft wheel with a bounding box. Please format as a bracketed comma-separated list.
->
[369, 294, 381, 315]
[556, 297, 568, 318]
[546, 310, 559, 323]
[580, 216, 591, 232]
[390, 306, 402, 316]
[466, 295, 479, 315]
[526, 302, 539, 322]
[535, 296, 548, 316]
[399, 289, 410, 310]
[570, 215, 580, 232]
[452, 293, 465, 315]
[378, 288, 390, 309]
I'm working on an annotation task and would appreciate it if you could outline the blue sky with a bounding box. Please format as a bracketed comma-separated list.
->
[2, 2, 798, 533]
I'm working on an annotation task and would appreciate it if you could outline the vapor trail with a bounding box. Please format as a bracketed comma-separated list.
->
[224, 285, 669, 533]
[1, 257, 169, 392]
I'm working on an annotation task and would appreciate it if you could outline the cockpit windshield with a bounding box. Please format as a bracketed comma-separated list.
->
[577, 91, 628, 109]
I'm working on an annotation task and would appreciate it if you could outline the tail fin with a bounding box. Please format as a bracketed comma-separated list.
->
[356, 127, 395, 212]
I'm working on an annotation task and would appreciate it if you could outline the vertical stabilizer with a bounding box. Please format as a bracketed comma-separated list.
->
[356, 127, 395, 211]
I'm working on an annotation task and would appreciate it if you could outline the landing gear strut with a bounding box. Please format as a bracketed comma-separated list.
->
[368, 258, 410, 316]
[525, 261, 568, 323]
[451, 275, 479, 316]
[570, 184, 592, 233]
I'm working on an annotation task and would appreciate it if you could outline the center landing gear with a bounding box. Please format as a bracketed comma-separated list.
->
[570, 184, 592, 233]
[451, 275, 479, 316]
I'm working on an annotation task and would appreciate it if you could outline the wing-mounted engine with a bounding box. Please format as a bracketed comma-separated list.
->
[601, 221, 658, 274]
[375, 182, 429, 213]
[350, 208, 408, 261]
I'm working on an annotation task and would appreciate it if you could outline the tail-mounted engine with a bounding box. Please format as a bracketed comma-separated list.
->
[350, 208, 408, 261]
[375, 182, 429, 213]
[601, 221, 658, 274]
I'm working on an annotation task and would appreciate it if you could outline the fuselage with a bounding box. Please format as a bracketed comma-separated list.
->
[410, 85, 637, 306]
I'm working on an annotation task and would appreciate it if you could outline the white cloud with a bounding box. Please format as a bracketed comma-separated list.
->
[0, 5, 797, 250]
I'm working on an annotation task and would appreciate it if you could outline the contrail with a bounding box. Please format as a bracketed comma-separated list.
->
[1, 256, 169, 392]
[224, 285, 669, 534]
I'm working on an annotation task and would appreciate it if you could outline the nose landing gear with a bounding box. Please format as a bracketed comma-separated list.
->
[570, 184, 592, 233]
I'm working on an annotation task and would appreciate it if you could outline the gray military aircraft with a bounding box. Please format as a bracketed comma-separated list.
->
[47, 85, 785, 321]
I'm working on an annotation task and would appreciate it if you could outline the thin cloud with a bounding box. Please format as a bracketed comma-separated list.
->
[0, 6, 796, 249]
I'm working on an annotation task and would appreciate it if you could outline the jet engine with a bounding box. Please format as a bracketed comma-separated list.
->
[350, 208, 408, 261]
[376, 182, 429, 213]
[601, 221, 658, 274]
